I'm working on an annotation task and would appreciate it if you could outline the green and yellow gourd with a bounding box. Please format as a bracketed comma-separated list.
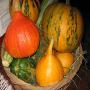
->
[42, 3, 84, 52]
[9, 0, 40, 23]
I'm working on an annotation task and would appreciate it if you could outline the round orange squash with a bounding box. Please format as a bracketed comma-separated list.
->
[42, 3, 84, 52]
[4, 12, 40, 58]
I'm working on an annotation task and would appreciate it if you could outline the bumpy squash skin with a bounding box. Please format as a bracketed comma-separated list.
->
[10, 58, 36, 84]
[9, 0, 39, 22]
[42, 3, 84, 52]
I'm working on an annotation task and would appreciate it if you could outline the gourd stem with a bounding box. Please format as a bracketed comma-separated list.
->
[47, 38, 54, 55]
[66, 0, 70, 5]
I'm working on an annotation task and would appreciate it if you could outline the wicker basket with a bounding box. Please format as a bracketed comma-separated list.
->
[1, 44, 83, 90]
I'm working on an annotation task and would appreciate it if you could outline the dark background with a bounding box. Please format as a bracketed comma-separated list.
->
[70, 0, 90, 68]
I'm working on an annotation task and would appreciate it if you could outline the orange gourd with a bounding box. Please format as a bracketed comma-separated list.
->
[36, 39, 64, 86]
[4, 11, 40, 58]
[55, 52, 74, 74]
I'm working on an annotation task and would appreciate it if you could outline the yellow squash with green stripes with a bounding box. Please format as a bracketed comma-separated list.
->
[9, 0, 40, 23]
[42, 3, 84, 52]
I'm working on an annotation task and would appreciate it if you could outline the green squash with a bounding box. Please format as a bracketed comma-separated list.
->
[10, 58, 36, 84]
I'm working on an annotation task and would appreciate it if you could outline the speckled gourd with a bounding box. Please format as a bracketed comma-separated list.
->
[9, 0, 39, 22]
[42, 3, 84, 52]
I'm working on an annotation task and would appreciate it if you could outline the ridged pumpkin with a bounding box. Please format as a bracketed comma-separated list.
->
[9, 0, 40, 23]
[42, 3, 84, 52]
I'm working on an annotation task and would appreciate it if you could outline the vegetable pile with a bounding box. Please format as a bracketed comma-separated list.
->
[2, 0, 84, 87]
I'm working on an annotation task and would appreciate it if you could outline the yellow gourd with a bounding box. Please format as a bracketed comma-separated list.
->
[55, 52, 74, 74]
[9, 0, 39, 23]
[36, 39, 64, 86]
[42, 3, 83, 52]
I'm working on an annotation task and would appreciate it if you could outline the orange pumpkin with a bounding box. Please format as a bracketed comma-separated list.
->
[4, 11, 40, 58]
[36, 39, 64, 86]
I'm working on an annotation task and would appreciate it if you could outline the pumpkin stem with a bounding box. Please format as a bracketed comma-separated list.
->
[46, 38, 54, 55]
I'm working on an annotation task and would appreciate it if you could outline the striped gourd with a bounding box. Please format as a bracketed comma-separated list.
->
[42, 3, 84, 52]
[9, 0, 39, 23]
